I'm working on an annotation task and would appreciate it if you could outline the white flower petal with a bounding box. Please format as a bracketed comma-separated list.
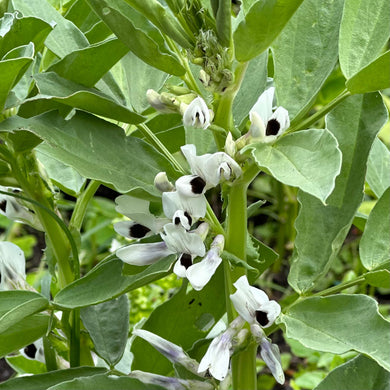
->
[249, 111, 266, 139]
[163, 223, 206, 258]
[172, 210, 192, 230]
[116, 242, 174, 265]
[270, 106, 290, 134]
[114, 220, 153, 239]
[258, 300, 281, 328]
[0, 242, 26, 290]
[173, 257, 190, 278]
[175, 175, 207, 197]
[186, 247, 222, 291]
[251, 87, 275, 124]
[260, 338, 285, 385]
[183, 97, 210, 129]
[199, 333, 231, 381]
[162, 191, 207, 220]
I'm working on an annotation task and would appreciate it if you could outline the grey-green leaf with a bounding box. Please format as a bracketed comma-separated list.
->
[366, 137, 390, 198]
[245, 129, 341, 203]
[0, 111, 176, 195]
[234, 0, 304, 62]
[54, 256, 174, 309]
[280, 295, 390, 371]
[80, 295, 129, 366]
[359, 187, 390, 270]
[314, 355, 390, 390]
[272, 0, 344, 120]
[0, 290, 48, 333]
[339, 0, 390, 78]
[0, 314, 49, 358]
[30, 72, 144, 124]
[364, 269, 390, 289]
[0, 367, 107, 390]
[346, 51, 390, 94]
[288, 93, 388, 293]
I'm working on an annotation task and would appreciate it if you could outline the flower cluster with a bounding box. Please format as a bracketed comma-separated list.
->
[114, 143, 242, 291]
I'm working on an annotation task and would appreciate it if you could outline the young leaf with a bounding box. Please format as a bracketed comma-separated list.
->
[214, 0, 232, 47]
[366, 137, 390, 198]
[280, 295, 390, 371]
[339, 0, 390, 78]
[314, 354, 390, 390]
[359, 188, 390, 270]
[80, 295, 130, 366]
[53, 256, 175, 309]
[0, 314, 49, 358]
[0, 111, 176, 196]
[272, 0, 344, 120]
[288, 93, 388, 294]
[85, 0, 185, 76]
[233, 0, 304, 62]
[364, 269, 390, 289]
[0, 367, 107, 390]
[346, 51, 390, 94]
[0, 291, 48, 333]
[244, 129, 342, 203]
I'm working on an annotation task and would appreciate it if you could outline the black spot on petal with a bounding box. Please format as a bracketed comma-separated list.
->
[184, 211, 192, 226]
[180, 253, 192, 269]
[0, 200, 6, 212]
[24, 344, 37, 359]
[255, 310, 269, 326]
[265, 119, 281, 136]
[129, 224, 151, 239]
[190, 176, 206, 194]
[174, 217, 180, 225]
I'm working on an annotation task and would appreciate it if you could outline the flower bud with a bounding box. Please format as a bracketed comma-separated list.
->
[182, 97, 211, 129]
[146, 89, 177, 113]
[224, 132, 236, 158]
[154, 172, 174, 192]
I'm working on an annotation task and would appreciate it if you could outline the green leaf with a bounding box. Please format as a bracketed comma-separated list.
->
[0, 111, 176, 195]
[233, 0, 304, 62]
[80, 295, 130, 366]
[0, 44, 33, 112]
[110, 51, 168, 113]
[29, 72, 144, 124]
[47, 374, 165, 390]
[0, 13, 52, 58]
[214, 0, 231, 46]
[131, 267, 225, 374]
[315, 354, 390, 390]
[47, 38, 130, 88]
[272, 0, 344, 120]
[36, 144, 86, 196]
[280, 295, 390, 371]
[360, 187, 390, 270]
[245, 129, 342, 203]
[0, 314, 49, 358]
[366, 137, 390, 198]
[364, 269, 390, 288]
[0, 290, 48, 333]
[6, 355, 47, 375]
[54, 256, 174, 309]
[339, 0, 390, 78]
[11, 0, 89, 58]
[185, 126, 216, 155]
[346, 51, 390, 94]
[288, 93, 388, 293]
[0, 367, 107, 390]
[233, 51, 268, 127]
[86, 0, 185, 75]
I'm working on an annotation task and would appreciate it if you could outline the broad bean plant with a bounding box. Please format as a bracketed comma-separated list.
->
[0, 0, 389, 389]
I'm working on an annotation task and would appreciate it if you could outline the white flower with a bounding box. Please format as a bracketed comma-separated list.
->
[0, 186, 42, 230]
[0, 241, 27, 290]
[249, 87, 290, 141]
[260, 336, 285, 385]
[230, 275, 281, 327]
[185, 235, 224, 291]
[154, 172, 175, 192]
[20, 339, 45, 364]
[114, 195, 169, 240]
[132, 329, 200, 375]
[182, 97, 211, 129]
[116, 223, 205, 266]
[198, 331, 232, 381]
[181, 144, 242, 189]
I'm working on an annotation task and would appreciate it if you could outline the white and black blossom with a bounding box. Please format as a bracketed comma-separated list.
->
[249, 87, 290, 142]
[182, 97, 211, 129]
[0, 241, 28, 291]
